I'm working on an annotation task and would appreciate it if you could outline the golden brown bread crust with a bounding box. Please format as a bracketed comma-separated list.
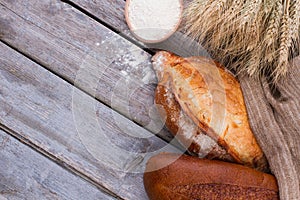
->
[152, 51, 268, 171]
[144, 153, 279, 200]
[155, 84, 235, 161]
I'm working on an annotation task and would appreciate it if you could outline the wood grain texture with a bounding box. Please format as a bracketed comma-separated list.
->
[0, 129, 116, 200]
[0, 0, 187, 144]
[0, 42, 181, 199]
[65, 0, 202, 57]
[64, 0, 192, 36]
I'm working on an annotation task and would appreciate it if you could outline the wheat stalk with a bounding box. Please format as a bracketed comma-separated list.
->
[263, 0, 282, 66]
[184, 0, 300, 83]
[276, 13, 291, 82]
[289, 0, 300, 43]
[264, 0, 282, 46]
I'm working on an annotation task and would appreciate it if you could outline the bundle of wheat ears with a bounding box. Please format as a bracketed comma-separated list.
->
[184, 0, 300, 83]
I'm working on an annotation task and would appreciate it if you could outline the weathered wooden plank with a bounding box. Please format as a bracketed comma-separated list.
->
[0, 0, 186, 143]
[0, 129, 116, 200]
[62, 0, 192, 38]
[64, 0, 202, 57]
[0, 42, 181, 199]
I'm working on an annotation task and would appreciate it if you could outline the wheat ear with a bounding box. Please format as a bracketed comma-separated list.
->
[184, 0, 300, 83]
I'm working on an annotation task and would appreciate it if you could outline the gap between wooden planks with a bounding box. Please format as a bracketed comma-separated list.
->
[0, 129, 117, 200]
[64, 0, 201, 57]
[0, 1, 195, 198]
[0, 41, 182, 199]
[0, 0, 189, 146]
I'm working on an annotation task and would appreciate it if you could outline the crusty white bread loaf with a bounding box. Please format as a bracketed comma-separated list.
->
[144, 153, 279, 200]
[152, 51, 268, 171]
[155, 83, 235, 162]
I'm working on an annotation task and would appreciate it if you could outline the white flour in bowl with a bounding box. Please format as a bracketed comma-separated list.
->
[126, 0, 182, 43]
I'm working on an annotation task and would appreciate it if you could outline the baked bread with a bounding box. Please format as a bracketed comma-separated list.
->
[152, 51, 268, 171]
[144, 153, 279, 200]
[155, 83, 235, 162]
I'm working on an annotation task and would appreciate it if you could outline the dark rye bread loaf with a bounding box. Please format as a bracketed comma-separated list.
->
[144, 153, 279, 200]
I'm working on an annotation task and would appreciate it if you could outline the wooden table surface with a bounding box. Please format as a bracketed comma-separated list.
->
[0, 0, 195, 199]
